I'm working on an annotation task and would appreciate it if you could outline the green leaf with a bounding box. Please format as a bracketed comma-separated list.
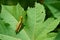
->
[26, 2, 59, 40]
[1, 3, 26, 21]
[44, 33, 57, 40]
[0, 2, 59, 40]
[45, 0, 60, 11]
[0, 3, 30, 40]
[46, 5, 60, 21]
[46, 5, 60, 18]
[0, 34, 21, 40]
[55, 32, 60, 40]
[25, 2, 45, 40]
[36, 18, 59, 40]
[45, 0, 60, 4]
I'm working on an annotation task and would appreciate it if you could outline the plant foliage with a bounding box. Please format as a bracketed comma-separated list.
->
[0, 0, 60, 40]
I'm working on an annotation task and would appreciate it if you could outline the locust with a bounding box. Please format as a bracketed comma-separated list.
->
[15, 16, 23, 34]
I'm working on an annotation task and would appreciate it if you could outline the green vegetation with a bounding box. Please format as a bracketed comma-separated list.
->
[0, 0, 60, 40]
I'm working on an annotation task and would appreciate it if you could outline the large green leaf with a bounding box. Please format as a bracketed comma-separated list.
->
[0, 2, 59, 40]
[25, 2, 45, 40]
[0, 3, 30, 40]
[25, 2, 59, 40]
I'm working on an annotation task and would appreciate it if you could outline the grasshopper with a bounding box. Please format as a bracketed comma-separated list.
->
[15, 16, 23, 34]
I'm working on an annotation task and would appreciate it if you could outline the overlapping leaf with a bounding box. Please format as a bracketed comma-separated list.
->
[46, 5, 60, 20]
[0, 2, 59, 40]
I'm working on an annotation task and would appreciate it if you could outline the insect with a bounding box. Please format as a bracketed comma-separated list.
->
[15, 16, 23, 34]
